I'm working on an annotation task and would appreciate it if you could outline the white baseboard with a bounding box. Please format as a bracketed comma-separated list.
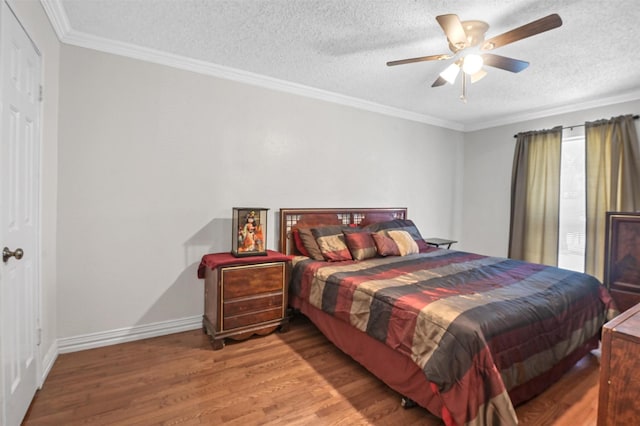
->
[40, 340, 58, 386]
[57, 315, 203, 354]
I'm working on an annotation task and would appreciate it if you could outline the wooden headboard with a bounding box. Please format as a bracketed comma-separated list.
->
[278, 207, 407, 255]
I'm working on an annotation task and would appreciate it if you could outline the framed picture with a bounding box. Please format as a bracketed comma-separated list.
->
[604, 211, 640, 311]
[231, 208, 268, 257]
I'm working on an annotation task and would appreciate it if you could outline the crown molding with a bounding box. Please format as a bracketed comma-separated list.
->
[38, 0, 640, 134]
[39, 0, 70, 40]
[463, 90, 640, 132]
[66, 30, 465, 131]
[39, 0, 464, 131]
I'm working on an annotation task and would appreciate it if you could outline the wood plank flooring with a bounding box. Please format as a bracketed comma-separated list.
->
[23, 315, 601, 425]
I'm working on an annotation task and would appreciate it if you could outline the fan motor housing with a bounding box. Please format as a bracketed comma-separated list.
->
[450, 20, 489, 52]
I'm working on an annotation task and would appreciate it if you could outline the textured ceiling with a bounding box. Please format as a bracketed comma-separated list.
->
[53, 0, 640, 130]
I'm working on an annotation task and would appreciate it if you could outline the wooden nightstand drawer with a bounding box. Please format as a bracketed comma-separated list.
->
[223, 307, 283, 330]
[223, 293, 283, 317]
[222, 263, 285, 299]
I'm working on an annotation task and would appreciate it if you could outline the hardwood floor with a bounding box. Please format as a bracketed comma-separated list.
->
[23, 316, 601, 425]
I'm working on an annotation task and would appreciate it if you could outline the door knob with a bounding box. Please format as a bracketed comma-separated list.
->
[3, 247, 24, 263]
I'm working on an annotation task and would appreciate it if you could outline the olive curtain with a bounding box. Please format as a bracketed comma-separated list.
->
[584, 114, 640, 280]
[509, 126, 563, 265]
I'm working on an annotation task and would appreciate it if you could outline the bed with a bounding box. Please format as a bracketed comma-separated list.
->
[278, 207, 616, 426]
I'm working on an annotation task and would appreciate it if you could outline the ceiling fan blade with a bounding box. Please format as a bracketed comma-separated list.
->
[386, 54, 451, 66]
[482, 53, 529, 73]
[436, 14, 467, 51]
[431, 76, 447, 87]
[482, 13, 562, 51]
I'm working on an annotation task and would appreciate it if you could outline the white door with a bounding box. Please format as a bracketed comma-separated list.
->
[0, 2, 41, 425]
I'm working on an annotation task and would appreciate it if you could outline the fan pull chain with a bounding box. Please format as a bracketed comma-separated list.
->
[460, 73, 468, 103]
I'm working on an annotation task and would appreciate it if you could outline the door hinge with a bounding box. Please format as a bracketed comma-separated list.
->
[39, 85, 43, 102]
[37, 328, 42, 346]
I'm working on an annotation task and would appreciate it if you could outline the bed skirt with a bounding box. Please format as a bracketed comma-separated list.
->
[289, 293, 599, 424]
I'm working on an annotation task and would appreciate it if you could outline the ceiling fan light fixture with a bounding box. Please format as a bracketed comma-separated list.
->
[387, 13, 563, 99]
[461, 20, 490, 47]
[440, 63, 460, 84]
[462, 54, 484, 75]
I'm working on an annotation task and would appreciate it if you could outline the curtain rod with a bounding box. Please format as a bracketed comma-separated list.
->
[512, 114, 639, 138]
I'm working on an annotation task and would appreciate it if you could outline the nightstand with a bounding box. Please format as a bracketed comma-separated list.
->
[197, 250, 292, 350]
[424, 237, 457, 249]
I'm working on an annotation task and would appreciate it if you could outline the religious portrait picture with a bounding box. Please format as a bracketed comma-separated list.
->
[231, 208, 268, 257]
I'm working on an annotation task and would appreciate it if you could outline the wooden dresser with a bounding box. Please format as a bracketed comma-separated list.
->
[597, 302, 640, 425]
[198, 251, 291, 350]
[604, 212, 640, 312]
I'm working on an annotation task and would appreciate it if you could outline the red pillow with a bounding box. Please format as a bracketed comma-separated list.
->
[343, 229, 377, 261]
[292, 228, 310, 257]
[371, 232, 401, 256]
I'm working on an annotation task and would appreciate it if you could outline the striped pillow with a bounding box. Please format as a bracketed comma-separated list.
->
[387, 230, 419, 256]
[311, 226, 353, 261]
[363, 219, 429, 252]
[371, 231, 401, 256]
[343, 229, 377, 261]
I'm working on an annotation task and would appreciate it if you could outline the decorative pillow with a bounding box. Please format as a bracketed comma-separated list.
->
[296, 227, 325, 261]
[371, 231, 401, 256]
[387, 230, 419, 256]
[311, 225, 353, 261]
[292, 228, 310, 257]
[363, 219, 429, 252]
[343, 229, 377, 261]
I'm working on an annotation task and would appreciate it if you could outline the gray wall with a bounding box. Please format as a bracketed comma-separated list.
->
[56, 45, 464, 338]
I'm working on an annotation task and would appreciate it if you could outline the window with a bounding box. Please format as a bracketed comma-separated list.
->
[558, 135, 585, 272]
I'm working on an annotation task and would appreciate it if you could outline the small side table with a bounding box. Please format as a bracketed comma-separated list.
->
[197, 250, 292, 350]
[425, 238, 457, 249]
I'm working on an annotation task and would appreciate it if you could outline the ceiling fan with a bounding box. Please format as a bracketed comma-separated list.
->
[387, 13, 562, 100]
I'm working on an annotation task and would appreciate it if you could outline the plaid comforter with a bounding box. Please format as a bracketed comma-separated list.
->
[291, 249, 614, 426]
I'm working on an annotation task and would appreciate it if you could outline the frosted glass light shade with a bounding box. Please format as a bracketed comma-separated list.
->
[462, 54, 484, 75]
[440, 63, 460, 84]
